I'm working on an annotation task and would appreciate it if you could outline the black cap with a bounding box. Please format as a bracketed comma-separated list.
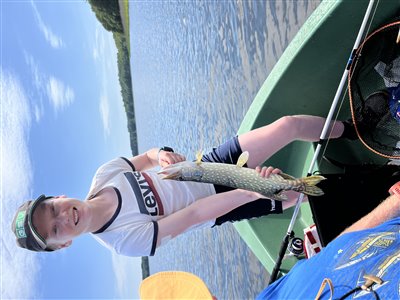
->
[11, 195, 54, 252]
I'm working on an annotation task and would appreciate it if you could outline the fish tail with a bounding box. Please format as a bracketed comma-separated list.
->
[300, 175, 326, 196]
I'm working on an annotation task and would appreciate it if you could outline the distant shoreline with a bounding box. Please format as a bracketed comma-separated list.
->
[118, 0, 130, 54]
[88, 0, 146, 276]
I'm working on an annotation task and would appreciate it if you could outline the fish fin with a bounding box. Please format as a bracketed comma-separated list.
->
[300, 175, 326, 196]
[279, 173, 296, 180]
[195, 150, 203, 165]
[236, 151, 249, 167]
[273, 191, 288, 201]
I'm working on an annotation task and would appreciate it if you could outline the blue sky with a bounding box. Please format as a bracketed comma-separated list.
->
[1, 1, 142, 299]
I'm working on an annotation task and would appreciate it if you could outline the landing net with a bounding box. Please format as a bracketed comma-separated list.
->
[348, 20, 400, 159]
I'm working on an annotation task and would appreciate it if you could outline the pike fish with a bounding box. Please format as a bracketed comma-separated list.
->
[157, 151, 326, 201]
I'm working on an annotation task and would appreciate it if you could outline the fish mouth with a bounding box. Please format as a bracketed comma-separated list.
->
[157, 164, 183, 179]
[157, 169, 181, 180]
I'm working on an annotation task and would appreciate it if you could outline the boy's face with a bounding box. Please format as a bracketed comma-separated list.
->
[32, 196, 91, 250]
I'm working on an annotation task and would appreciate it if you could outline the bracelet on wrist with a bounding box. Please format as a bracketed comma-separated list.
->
[157, 146, 174, 161]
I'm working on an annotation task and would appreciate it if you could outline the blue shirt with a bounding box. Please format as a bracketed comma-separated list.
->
[257, 217, 400, 299]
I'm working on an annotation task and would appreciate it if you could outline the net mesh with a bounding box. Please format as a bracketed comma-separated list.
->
[348, 21, 400, 159]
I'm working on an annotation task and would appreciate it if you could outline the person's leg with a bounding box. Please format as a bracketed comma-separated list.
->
[201, 136, 243, 165]
[238, 115, 344, 168]
[205, 117, 323, 226]
[282, 191, 306, 210]
[213, 198, 283, 226]
[213, 190, 306, 226]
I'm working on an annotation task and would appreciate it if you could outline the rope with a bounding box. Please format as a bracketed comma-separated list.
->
[337, 287, 380, 300]
[315, 274, 383, 300]
[314, 278, 334, 300]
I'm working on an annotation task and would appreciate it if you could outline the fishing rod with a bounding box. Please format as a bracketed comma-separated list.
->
[268, 0, 376, 284]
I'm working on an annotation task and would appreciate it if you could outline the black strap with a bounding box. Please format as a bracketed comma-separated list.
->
[338, 287, 380, 300]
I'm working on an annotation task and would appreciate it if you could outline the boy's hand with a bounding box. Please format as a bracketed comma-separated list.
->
[158, 151, 186, 167]
[255, 166, 281, 178]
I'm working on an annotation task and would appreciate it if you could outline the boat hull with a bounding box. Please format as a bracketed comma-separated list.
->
[234, 0, 400, 275]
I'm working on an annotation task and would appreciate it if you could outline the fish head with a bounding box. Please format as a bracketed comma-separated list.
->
[157, 161, 204, 181]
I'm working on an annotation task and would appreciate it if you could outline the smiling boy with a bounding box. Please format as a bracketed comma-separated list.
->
[12, 115, 347, 256]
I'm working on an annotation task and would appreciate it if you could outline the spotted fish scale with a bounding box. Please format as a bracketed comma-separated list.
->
[158, 151, 325, 201]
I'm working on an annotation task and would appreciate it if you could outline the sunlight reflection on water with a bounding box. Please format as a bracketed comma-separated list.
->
[130, 1, 321, 298]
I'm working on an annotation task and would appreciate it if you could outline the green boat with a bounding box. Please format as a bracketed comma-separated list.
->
[234, 0, 400, 277]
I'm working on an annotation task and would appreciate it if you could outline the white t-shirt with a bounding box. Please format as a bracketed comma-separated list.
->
[87, 157, 216, 257]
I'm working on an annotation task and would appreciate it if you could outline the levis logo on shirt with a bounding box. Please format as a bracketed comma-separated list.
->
[124, 171, 164, 216]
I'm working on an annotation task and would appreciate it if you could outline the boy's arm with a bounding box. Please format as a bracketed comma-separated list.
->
[340, 193, 400, 235]
[156, 189, 265, 246]
[129, 148, 186, 171]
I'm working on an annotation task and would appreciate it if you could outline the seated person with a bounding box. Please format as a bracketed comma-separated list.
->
[257, 181, 400, 299]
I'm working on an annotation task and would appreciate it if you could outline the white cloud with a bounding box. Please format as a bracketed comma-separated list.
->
[30, 0, 64, 49]
[99, 94, 111, 137]
[111, 252, 142, 299]
[46, 76, 75, 114]
[24, 52, 75, 116]
[93, 27, 105, 61]
[92, 23, 120, 138]
[1, 69, 41, 299]
[24, 52, 45, 121]
[33, 104, 42, 123]
[93, 47, 99, 61]
[24, 52, 43, 92]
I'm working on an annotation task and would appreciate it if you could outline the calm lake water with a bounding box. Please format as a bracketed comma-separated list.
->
[130, 1, 321, 299]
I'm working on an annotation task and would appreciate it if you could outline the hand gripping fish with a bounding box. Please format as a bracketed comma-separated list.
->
[157, 151, 326, 201]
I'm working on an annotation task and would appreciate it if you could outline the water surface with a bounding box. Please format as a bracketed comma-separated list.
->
[130, 1, 321, 298]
